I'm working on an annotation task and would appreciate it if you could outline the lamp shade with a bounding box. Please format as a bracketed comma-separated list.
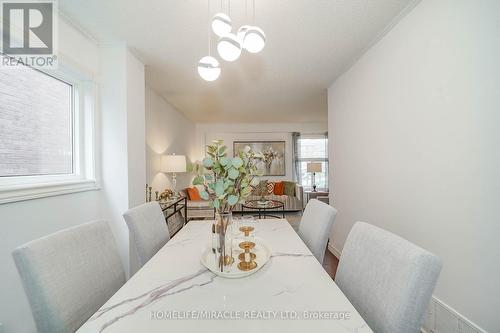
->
[161, 155, 186, 173]
[307, 162, 322, 173]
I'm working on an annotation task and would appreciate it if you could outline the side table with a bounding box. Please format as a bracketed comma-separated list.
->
[159, 195, 188, 236]
[304, 190, 330, 205]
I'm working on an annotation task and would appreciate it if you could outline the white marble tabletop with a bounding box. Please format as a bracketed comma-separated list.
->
[77, 219, 372, 333]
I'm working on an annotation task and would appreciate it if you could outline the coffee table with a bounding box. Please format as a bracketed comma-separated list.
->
[241, 199, 285, 219]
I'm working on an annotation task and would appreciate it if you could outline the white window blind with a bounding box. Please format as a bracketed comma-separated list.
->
[0, 57, 73, 177]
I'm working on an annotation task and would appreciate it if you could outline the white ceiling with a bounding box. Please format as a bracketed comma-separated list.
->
[60, 0, 415, 123]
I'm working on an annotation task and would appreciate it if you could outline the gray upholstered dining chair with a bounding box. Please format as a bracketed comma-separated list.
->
[123, 201, 170, 269]
[298, 199, 338, 263]
[12, 220, 125, 333]
[335, 222, 442, 333]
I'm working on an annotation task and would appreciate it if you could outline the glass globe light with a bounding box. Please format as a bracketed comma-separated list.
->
[217, 33, 242, 62]
[244, 26, 266, 53]
[237, 25, 251, 50]
[211, 13, 232, 37]
[197, 56, 221, 81]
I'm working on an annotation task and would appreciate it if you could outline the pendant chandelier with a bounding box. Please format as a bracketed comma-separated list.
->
[197, 0, 221, 81]
[198, 0, 266, 81]
[212, 13, 232, 37]
[197, 56, 221, 81]
[217, 33, 241, 62]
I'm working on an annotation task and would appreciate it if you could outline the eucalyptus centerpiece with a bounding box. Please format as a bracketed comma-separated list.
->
[193, 140, 262, 272]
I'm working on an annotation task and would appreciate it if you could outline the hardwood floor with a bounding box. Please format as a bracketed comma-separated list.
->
[281, 212, 340, 279]
[322, 248, 339, 280]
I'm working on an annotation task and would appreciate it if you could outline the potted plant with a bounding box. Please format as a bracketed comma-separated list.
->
[192, 140, 262, 271]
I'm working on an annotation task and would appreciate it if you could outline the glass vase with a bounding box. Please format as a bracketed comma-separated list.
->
[214, 212, 234, 272]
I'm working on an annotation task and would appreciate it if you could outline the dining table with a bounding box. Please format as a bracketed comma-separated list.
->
[77, 219, 373, 333]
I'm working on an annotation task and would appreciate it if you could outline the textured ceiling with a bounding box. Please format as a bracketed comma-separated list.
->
[60, 0, 415, 122]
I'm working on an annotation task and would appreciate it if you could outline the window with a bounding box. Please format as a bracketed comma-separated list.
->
[295, 134, 328, 190]
[0, 61, 73, 176]
[0, 54, 97, 203]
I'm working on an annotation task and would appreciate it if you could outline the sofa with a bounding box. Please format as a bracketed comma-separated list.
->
[181, 180, 303, 221]
[179, 187, 215, 221]
[234, 181, 304, 213]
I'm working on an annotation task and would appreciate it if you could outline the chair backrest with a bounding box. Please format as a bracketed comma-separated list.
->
[12, 220, 125, 333]
[123, 202, 170, 268]
[298, 199, 338, 263]
[335, 222, 442, 333]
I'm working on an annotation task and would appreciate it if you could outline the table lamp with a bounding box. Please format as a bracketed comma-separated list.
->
[307, 162, 322, 192]
[160, 154, 186, 197]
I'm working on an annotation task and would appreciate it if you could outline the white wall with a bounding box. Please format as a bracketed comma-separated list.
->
[126, 52, 146, 209]
[0, 19, 103, 333]
[100, 45, 146, 276]
[145, 87, 197, 194]
[99, 46, 130, 275]
[327, 0, 500, 332]
[196, 123, 327, 181]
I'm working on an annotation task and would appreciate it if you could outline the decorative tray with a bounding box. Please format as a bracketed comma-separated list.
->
[200, 237, 271, 279]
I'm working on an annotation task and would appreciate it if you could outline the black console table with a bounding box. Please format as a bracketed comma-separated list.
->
[159, 196, 187, 236]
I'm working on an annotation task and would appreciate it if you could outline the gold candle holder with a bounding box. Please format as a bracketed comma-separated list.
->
[238, 241, 257, 271]
[224, 255, 234, 265]
[239, 226, 255, 237]
[238, 252, 256, 261]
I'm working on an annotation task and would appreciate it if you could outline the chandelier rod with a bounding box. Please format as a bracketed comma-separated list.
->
[208, 0, 211, 56]
[253, 0, 256, 23]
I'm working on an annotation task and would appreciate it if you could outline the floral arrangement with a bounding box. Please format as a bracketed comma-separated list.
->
[192, 140, 263, 213]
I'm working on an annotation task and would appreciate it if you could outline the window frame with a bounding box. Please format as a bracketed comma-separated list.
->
[296, 134, 329, 191]
[0, 60, 99, 203]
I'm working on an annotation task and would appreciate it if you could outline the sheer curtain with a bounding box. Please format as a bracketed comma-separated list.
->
[292, 132, 301, 183]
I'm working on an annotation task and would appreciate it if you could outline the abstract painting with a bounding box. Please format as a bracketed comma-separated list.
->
[233, 141, 285, 176]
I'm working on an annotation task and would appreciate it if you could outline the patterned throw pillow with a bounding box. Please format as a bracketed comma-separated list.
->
[266, 181, 275, 194]
[253, 180, 267, 195]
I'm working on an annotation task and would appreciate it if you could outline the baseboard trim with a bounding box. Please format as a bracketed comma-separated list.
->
[326, 244, 487, 333]
[327, 243, 341, 259]
[424, 296, 488, 333]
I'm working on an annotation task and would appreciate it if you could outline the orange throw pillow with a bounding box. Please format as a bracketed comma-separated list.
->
[273, 181, 284, 195]
[187, 187, 201, 201]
